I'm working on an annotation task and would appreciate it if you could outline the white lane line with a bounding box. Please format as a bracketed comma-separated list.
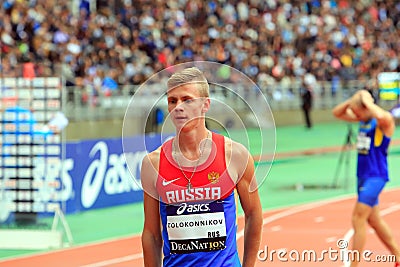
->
[0, 235, 139, 263]
[341, 203, 400, 267]
[236, 194, 358, 240]
[80, 254, 143, 267]
[326, 237, 338, 243]
[270, 225, 282, 232]
[3, 188, 398, 267]
[81, 195, 357, 267]
[80, 193, 400, 267]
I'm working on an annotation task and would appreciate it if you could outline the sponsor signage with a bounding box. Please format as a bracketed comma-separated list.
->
[0, 134, 168, 221]
[165, 201, 227, 254]
[377, 72, 400, 100]
[64, 134, 166, 213]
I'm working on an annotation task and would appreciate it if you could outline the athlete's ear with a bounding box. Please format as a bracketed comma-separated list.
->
[202, 98, 210, 113]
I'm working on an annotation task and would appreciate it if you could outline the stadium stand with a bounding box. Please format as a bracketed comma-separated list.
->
[1, 1, 399, 98]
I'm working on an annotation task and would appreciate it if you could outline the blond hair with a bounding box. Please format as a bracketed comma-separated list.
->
[167, 67, 209, 97]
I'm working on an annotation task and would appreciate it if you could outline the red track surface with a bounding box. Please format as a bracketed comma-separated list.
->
[1, 188, 399, 267]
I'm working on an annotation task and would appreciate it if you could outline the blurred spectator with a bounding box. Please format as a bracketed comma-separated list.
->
[100, 69, 119, 96]
[22, 53, 36, 80]
[300, 79, 313, 129]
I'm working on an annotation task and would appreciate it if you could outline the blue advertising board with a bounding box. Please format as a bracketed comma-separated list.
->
[62, 134, 169, 213]
[0, 133, 169, 222]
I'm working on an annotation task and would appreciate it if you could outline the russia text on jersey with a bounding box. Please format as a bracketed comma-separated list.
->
[165, 187, 221, 203]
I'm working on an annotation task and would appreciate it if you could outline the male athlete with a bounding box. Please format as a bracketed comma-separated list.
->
[141, 67, 262, 267]
[332, 90, 400, 267]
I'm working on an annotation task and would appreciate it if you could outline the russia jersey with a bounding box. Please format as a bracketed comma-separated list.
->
[356, 118, 390, 181]
[157, 132, 241, 267]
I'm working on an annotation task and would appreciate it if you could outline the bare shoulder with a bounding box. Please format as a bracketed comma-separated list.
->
[378, 110, 396, 137]
[223, 136, 252, 178]
[142, 147, 161, 170]
[141, 146, 161, 197]
[224, 136, 250, 158]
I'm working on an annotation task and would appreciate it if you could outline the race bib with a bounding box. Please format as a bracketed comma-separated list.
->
[166, 201, 227, 254]
[357, 133, 371, 155]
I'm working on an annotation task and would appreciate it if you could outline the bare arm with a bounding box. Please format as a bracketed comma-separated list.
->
[332, 98, 359, 122]
[233, 143, 263, 267]
[141, 153, 162, 267]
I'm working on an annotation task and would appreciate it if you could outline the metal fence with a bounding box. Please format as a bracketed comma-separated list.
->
[64, 79, 397, 121]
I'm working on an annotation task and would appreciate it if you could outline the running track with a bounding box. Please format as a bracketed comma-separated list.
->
[1, 188, 399, 267]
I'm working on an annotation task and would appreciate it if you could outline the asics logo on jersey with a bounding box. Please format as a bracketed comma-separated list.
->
[162, 177, 180, 186]
[176, 203, 210, 215]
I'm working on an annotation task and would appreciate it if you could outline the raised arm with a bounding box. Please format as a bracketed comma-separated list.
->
[232, 142, 263, 267]
[332, 97, 359, 122]
[141, 152, 162, 267]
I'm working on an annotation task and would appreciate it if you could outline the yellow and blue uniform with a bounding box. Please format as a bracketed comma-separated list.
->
[356, 118, 390, 207]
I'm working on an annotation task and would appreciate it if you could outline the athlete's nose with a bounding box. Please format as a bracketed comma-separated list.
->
[174, 101, 185, 111]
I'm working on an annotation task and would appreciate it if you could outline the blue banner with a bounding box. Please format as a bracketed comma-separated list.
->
[0, 133, 170, 222]
[62, 134, 168, 213]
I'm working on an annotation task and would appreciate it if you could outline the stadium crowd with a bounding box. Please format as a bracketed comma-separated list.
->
[0, 0, 399, 101]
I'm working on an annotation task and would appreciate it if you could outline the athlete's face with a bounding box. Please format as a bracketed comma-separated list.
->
[167, 83, 210, 132]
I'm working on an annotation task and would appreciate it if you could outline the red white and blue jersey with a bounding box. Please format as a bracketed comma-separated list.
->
[356, 118, 390, 181]
[157, 132, 241, 267]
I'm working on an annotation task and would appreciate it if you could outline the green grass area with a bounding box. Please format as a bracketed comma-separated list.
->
[2, 122, 400, 260]
[227, 121, 400, 154]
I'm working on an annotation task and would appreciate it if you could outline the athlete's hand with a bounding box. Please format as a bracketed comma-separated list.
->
[350, 90, 372, 108]
[359, 90, 374, 106]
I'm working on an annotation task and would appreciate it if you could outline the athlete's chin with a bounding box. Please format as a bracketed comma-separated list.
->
[175, 125, 192, 133]
[173, 121, 185, 129]
[174, 121, 197, 132]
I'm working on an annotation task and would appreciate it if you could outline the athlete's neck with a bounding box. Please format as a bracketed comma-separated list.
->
[175, 128, 210, 160]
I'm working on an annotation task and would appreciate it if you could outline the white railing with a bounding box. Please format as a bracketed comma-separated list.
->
[64, 80, 397, 121]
